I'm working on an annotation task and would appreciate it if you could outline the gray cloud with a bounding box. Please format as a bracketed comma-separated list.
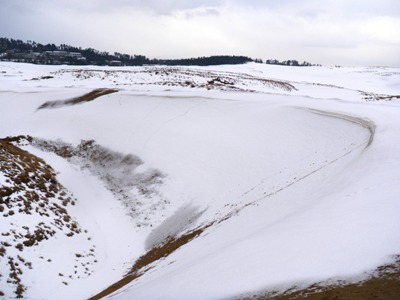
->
[228, 0, 400, 17]
[24, 0, 223, 15]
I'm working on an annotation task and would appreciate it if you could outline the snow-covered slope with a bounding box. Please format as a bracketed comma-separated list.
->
[0, 62, 399, 299]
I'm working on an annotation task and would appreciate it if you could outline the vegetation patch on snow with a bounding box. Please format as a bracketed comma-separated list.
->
[361, 91, 400, 102]
[88, 223, 212, 300]
[50, 67, 296, 92]
[37, 88, 118, 109]
[240, 255, 400, 300]
[0, 137, 95, 298]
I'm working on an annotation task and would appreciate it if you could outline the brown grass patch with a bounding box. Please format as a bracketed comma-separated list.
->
[88, 225, 210, 300]
[0, 136, 86, 298]
[247, 255, 400, 300]
[37, 88, 118, 109]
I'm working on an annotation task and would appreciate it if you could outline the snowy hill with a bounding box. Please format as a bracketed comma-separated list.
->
[0, 62, 399, 299]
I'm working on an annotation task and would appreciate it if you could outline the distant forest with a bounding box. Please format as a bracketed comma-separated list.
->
[0, 37, 319, 67]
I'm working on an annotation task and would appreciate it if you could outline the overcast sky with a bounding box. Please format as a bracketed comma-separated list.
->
[1, 0, 399, 66]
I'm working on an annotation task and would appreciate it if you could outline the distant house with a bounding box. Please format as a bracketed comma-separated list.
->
[46, 51, 68, 58]
[109, 60, 122, 66]
[68, 52, 82, 58]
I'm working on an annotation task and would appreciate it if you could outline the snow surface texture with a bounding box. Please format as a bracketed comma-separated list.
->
[30, 137, 168, 227]
[0, 62, 399, 299]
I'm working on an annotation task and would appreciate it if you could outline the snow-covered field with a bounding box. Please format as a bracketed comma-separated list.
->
[0, 62, 399, 299]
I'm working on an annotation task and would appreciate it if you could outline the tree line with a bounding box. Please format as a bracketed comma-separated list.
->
[0, 37, 318, 67]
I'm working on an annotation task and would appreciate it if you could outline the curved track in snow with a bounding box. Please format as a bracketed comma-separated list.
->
[306, 108, 375, 147]
[213, 107, 376, 223]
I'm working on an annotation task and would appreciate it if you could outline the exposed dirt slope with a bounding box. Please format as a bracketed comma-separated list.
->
[0, 137, 93, 298]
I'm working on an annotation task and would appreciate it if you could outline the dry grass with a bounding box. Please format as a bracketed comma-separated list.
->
[37, 88, 118, 109]
[243, 256, 400, 300]
[362, 91, 400, 102]
[374, 95, 400, 101]
[88, 225, 210, 300]
[51, 67, 297, 93]
[0, 136, 84, 298]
